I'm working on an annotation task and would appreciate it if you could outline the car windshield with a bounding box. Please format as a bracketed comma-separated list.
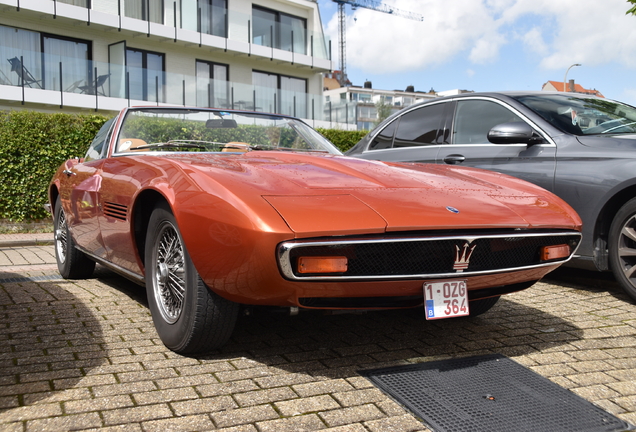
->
[115, 108, 342, 155]
[513, 94, 636, 136]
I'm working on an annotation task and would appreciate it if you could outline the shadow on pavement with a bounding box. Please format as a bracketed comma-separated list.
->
[90, 270, 586, 378]
[544, 266, 635, 304]
[0, 266, 586, 394]
[0, 270, 107, 410]
[207, 294, 584, 378]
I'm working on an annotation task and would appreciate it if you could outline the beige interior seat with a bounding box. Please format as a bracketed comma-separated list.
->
[222, 142, 249, 152]
[118, 138, 147, 152]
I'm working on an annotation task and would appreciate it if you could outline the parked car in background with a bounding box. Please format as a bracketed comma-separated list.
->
[49, 106, 582, 354]
[347, 91, 636, 302]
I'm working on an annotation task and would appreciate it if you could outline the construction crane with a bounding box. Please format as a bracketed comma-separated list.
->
[332, 0, 424, 86]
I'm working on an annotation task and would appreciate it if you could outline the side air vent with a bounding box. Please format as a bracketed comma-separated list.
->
[103, 202, 128, 221]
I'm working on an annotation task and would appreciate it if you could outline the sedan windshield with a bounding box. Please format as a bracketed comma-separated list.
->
[115, 108, 342, 155]
[513, 94, 636, 136]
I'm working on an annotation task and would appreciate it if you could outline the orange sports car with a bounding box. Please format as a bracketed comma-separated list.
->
[49, 107, 582, 354]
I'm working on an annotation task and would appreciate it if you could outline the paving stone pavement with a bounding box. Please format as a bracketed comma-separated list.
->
[0, 244, 635, 431]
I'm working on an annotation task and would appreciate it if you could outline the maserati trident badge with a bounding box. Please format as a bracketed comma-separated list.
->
[454, 242, 476, 272]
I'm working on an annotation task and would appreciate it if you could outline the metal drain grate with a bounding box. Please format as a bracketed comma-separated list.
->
[360, 354, 633, 432]
[0, 274, 62, 284]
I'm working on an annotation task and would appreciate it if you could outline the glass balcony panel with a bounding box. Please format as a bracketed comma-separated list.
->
[180, 0, 199, 31]
[125, 0, 163, 23]
[93, 0, 118, 15]
[310, 29, 329, 60]
[195, 78, 229, 108]
[58, 0, 88, 6]
[279, 16, 306, 54]
[0, 26, 42, 88]
[198, 0, 227, 36]
[252, 7, 276, 48]
[227, 7, 249, 43]
[1, 42, 330, 122]
[323, 100, 357, 124]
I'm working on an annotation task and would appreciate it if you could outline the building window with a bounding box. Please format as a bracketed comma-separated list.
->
[126, 47, 164, 102]
[252, 6, 306, 54]
[351, 92, 371, 102]
[253, 70, 307, 117]
[357, 121, 373, 131]
[197, 0, 227, 37]
[0, 25, 91, 92]
[358, 106, 377, 119]
[196, 60, 228, 108]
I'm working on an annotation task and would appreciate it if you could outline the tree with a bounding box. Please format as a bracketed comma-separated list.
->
[374, 99, 393, 126]
[628, 0, 636, 15]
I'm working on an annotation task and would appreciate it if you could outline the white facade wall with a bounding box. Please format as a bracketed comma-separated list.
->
[0, 0, 332, 119]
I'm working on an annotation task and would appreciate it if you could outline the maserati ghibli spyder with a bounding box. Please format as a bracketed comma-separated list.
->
[49, 106, 582, 354]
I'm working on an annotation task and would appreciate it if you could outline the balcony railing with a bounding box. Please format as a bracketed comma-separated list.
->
[31, 0, 331, 61]
[0, 47, 344, 123]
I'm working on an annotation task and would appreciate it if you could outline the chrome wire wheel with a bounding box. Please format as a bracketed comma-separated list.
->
[153, 222, 186, 324]
[615, 214, 636, 285]
[55, 209, 68, 264]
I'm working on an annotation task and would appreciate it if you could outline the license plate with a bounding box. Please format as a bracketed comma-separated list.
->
[424, 280, 469, 320]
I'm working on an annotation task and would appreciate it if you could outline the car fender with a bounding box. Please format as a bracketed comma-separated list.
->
[588, 173, 636, 270]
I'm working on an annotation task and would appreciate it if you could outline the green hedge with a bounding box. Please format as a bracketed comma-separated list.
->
[0, 110, 367, 222]
[317, 128, 368, 153]
[0, 111, 108, 221]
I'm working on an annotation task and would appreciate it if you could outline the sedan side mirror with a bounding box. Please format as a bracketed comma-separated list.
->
[487, 122, 542, 145]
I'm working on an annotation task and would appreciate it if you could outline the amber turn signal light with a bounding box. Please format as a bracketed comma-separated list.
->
[298, 256, 348, 274]
[540, 244, 570, 261]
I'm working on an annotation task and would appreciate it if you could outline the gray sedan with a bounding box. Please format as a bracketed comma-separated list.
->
[347, 91, 636, 301]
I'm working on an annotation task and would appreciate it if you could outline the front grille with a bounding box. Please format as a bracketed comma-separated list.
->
[278, 231, 581, 281]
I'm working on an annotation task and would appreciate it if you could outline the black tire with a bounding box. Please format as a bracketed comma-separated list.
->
[468, 296, 500, 317]
[144, 202, 239, 354]
[53, 196, 95, 279]
[608, 198, 636, 302]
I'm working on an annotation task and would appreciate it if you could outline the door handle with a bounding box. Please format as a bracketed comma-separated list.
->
[443, 154, 466, 164]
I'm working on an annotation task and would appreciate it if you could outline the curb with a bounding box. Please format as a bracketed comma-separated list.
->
[0, 237, 55, 248]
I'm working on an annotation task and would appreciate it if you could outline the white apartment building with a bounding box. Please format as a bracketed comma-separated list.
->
[323, 81, 438, 130]
[0, 0, 333, 124]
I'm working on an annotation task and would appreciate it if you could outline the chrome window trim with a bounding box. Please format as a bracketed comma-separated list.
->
[362, 100, 448, 153]
[277, 231, 581, 281]
[360, 96, 556, 155]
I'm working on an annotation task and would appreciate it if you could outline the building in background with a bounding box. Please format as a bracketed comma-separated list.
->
[542, 80, 604, 97]
[323, 77, 440, 130]
[0, 0, 335, 126]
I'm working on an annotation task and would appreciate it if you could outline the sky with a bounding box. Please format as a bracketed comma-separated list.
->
[316, 0, 636, 106]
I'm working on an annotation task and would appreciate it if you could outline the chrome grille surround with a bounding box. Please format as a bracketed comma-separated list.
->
[277, 231, 582, 281]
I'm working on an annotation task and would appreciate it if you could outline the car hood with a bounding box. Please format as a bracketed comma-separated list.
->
[161, 152, 581, 236]
[576, 134, 636, 149]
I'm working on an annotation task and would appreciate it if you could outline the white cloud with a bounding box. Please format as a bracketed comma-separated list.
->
[521, 27, 548, 56]
[322, 0, 636, 73]
[324, 0, 499, 73]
